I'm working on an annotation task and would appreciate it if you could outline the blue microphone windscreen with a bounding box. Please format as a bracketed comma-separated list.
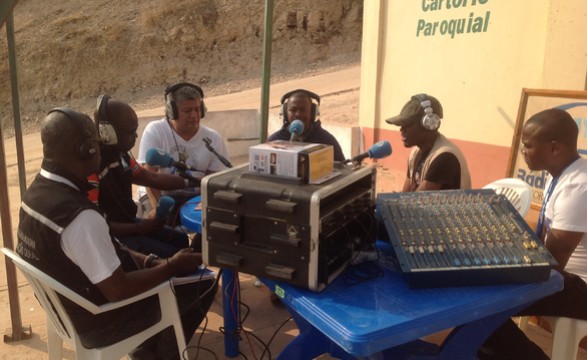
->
[368, 141, 392, 159]
[289, 119, 304, 135]
[145, 148, 173, 167]
[156, 195, 175, 218]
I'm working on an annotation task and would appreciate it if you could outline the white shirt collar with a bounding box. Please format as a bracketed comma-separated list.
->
[39, 168, 79, 191]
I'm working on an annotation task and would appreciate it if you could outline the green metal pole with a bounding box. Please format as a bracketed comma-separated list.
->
[7, 11, 26, 197]
[2, 10, 29, 343]
[259, 0, 274, 143]
[0, 0, 19, 28]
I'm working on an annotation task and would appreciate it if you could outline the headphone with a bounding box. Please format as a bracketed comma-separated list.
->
[412, 93, 442, 131]
[47, 108, 97, 160]
[164, 82, 206, 120]
[280, 89, 321, 124]
[94, 94, 119, 146]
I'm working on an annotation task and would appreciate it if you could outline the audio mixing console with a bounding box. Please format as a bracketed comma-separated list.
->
[377, 189, 556, 288]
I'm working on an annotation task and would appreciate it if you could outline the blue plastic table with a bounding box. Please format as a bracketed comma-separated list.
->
[263, 241, 563, 359]
[179, 195, 202, 233]
[182, 198, 563, 359]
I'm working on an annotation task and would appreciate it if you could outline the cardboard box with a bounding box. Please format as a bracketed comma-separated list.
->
[248, 140, 334, 183]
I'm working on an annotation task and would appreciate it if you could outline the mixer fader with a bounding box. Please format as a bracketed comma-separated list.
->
[377, 189, 556, 288]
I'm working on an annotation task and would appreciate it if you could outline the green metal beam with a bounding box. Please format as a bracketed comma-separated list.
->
[0, 0, 18, 28]
[259, 0, 274, 143]
[1, 0, 29, 343]
[6, 11, 26, 197]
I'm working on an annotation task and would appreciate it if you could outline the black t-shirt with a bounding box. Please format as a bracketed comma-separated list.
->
[409, 152, 461, 190]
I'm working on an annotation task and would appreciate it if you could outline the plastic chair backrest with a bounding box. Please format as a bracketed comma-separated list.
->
[3, 248, 84, 352]
[2, 247, 186, 360]
[483, 178, 532, 217]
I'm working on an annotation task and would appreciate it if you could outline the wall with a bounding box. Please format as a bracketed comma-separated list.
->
[359, 0, 587, 191]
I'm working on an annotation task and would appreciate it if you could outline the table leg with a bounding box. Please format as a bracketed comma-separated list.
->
[278, 301, 529, 360]
[434, 304, 527, 360]
[277, 304, 356, 360]
[222, 269, 239, 357]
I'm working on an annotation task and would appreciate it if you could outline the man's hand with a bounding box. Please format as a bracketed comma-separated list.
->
[167, 248, 203, 276]
[177, 169, 202, 189]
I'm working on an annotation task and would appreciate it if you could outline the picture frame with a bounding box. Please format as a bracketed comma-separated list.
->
[506, 88, 587, 210]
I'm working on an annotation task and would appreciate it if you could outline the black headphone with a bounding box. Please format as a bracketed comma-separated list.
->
[164, 82, 206, 120]
[94, 94, 119, 146]
[412, 93, 442, 131]
[47, 108, 97, 160]
[280, 89, 321, 124]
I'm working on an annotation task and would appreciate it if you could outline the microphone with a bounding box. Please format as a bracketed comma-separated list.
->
[344, 140, 392, 164]
[145, 148, 197, 172]
[289, 119, 304, 142]
[145, 148, 201, 187]
[156, 196, 175, 218]
[203, 137, 233, 168]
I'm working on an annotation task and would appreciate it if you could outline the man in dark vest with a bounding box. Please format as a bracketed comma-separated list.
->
[16, 108, 217, 359]
[386, 93, 471, 191]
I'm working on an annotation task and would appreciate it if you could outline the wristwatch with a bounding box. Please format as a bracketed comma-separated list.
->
[144, 253, 160, 269]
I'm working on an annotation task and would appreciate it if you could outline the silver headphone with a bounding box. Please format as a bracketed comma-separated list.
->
[413, 94, 441, 131]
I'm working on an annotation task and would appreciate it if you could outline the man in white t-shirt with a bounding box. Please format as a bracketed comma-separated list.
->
[137, 82, 229, 215]
[480, 108, 587, 360]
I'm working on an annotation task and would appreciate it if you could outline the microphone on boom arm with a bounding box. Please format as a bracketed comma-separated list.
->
[288, 119, 304, 142]
[145, 148, 202, 186]
[344, 140, 392, 164]
[203, 137, 233, 168]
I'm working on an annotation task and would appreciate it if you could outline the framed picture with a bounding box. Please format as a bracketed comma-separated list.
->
[506, 88, 587, 210]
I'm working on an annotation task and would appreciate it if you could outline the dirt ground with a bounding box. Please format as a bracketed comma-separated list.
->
[0, 0, 363, 136]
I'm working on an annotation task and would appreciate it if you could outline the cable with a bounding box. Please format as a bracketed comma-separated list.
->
[259, 316, 294, 360]
[213, 271, 301, 360]
[174, 268, 224, 359]
[182, 315, 215, 360]
[343, 261, 384, 286]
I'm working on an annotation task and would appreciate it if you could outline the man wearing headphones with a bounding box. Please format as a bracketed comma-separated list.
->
[89, 95, 195, 258]
[17, 108, 217, 358]
[386, 93, 471, 191]
[268, 89, 345, 162]
[137, 82, 229, 212]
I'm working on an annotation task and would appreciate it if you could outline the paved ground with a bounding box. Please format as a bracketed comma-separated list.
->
[2, 65, 587, 359]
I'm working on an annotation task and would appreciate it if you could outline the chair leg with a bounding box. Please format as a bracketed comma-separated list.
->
[517, 316, 530, 331]
[159, 286, 187, 357]
[46, 321, 64, 360]
[545, 317, 580, 360]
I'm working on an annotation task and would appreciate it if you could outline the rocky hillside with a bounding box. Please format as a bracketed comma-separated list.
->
[0, 0, 363, 135]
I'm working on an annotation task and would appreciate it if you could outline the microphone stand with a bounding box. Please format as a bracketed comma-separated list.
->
[203, 137, 233, 168]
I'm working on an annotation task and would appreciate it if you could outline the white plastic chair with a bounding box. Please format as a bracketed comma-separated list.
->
[483, 178, 534, 331]
[2, 248, 186, 360]
[540, 316, 587, 360]
[483, 177, 532, 217]
[482, 181, 587, 358]
[134, 198, 144, 219]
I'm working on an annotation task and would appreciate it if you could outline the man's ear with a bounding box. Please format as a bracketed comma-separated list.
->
[550, 140, 561, 155]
